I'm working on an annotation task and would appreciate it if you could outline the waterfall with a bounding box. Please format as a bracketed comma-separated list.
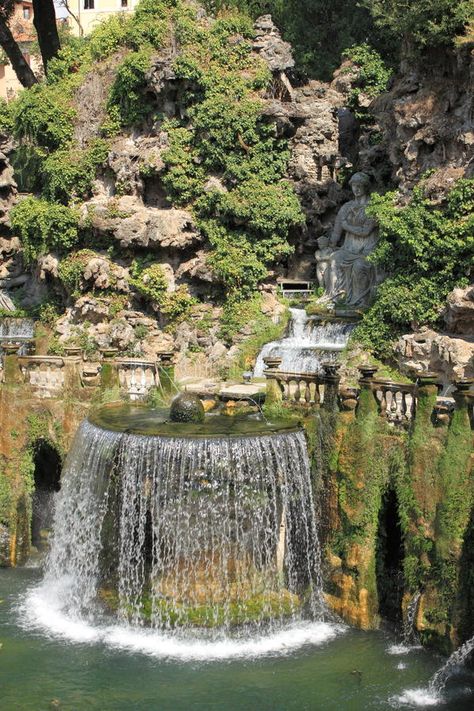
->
[0, 317, 34, 341]
[428, 634, 474, 695]
[253, 308, 354, 377]
[39, 420, 324, 637]
[402, 591, 421, 645]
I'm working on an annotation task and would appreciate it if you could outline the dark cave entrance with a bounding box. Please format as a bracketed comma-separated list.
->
[31, 440, 62, 549]
[376, 488, 404, 624]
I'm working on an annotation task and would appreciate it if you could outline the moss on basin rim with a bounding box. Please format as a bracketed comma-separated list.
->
[99, 588, 301, 628]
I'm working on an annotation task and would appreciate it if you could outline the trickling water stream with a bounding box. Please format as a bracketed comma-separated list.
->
[254, 308, 354, 376]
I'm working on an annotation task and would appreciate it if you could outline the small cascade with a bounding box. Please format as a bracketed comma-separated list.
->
[0, 317, 34, 354]
[37, 418, 324, 640]
[428, 634, 474, 695]
[254, 308, 354, 377]
[402, 591, 421, 645]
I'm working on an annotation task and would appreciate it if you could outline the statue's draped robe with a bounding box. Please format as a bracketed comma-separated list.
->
[328, 200, 378, 307]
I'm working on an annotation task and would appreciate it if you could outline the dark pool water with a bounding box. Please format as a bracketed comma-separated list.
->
[1, 569, 473, 711]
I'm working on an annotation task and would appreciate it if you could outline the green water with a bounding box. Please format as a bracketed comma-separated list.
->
[1, 570, 473, 711]
[89, 403, 298, 438]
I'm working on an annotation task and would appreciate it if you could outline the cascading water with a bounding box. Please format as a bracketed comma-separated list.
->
[0, 317, 34, 355]
[0, 317, 34, 341]
[428, 635, 474, 695]
[253, 308, 354, 377]
[402, 591, 421, 646]
[23, 407, 339, 659]
[393, 633, 474, 706]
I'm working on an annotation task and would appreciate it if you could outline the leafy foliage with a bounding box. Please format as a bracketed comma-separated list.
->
[354, 179, 474, 355]
[10, 197, 80, 263]
[360, 0, 474, 49]
[342, 44, 392, 122]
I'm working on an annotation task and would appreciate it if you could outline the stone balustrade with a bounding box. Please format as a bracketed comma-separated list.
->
[0, 348, 174, 401]
[266, 370, 324, 406]
[371, 380, 416, 424]
[17, 356, 66, 398]
[116, 360, 159, 401]
[264, 363, 473, 427]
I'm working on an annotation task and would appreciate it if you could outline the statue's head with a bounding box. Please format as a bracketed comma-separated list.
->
[349, 172, 371, 197]
[317, 235, 329, 249]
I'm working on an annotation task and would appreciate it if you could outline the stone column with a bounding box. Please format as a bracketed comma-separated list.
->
[322, 363, 341, 413]
[63, 348, 83, 393]
[158, 352, 176, 395]
[356, 365, 378, 417]
[263, 357, 283, 408]
[100, 348, 120, 391]
[2, 343, 22, 385]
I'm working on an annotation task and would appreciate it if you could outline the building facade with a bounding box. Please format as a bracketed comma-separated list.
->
[0, 1, 41, 101]
[67, 0, 140, 36]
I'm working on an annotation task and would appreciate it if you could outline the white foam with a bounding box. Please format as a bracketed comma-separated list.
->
[390, 688, 441, 707]
[397, 662, 407, 670]
[388, 644, 422, 656]
[19, 582, 344, 661]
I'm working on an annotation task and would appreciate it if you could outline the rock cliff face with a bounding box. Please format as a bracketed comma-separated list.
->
[372, 49, 474, 192]
[0, 9, 472, 376]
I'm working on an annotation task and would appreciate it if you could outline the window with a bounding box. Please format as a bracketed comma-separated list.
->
[121, 0, 129, 7]
[84, 0, 94, 9]
[23, 6, 31, 19]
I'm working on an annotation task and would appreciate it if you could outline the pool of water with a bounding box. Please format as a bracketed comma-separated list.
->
[1, 569, 473, 711]
[89, 403, 298, 438]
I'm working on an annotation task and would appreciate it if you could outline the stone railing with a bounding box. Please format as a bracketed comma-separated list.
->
[116, 359, 159, 401]
[266, 370, 324, 406]
[263, 360, 473, 428]
[17, 356, 65, 398]
[1, 346, 177, 401]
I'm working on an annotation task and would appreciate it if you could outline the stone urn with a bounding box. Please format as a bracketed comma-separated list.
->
[358, 365, 378, 381]
[321, 362, 342, 379]
[1, 342, 20, 355]
[100, 347, 119, 359]
[416, 372, 439, 387]
[170, 392, 205, 424]
[263, 357, 282, 371]
[64, 346, 82, 358]
[158, 351, 175, 367]
[454, 378, 473, 393]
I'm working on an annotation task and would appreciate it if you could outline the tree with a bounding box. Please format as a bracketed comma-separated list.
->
[32, 0, 60, 72]
[361, 0, 474, 49]
[0, 0, 37, 87]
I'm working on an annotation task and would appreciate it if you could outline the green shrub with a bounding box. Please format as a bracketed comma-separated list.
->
[108, 48, 154, 127]
[12, 84, 75, 150]
[354, 178, 474, 355]
[42, 139, 110, 204]
[129, 260, 168, 303]
[10, 197, 80, 263]
[58, 250, 96, 294]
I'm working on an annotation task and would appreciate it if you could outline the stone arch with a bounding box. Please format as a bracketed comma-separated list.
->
[31, 439, 62, 550]
[376, 487, 405, 624]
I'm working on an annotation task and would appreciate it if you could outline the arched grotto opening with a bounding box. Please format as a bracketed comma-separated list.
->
[31, 440, 62, 550]
[376, 487, 404, 624]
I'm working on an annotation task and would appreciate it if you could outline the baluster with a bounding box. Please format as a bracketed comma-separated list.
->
[294, 379, 301, 402]
[379, 387, 388, 417]
[401, 392, 408, 420]
[305, 380, 311, 403]
[314, 382, 321, 406]
[391, 389, 399, 417]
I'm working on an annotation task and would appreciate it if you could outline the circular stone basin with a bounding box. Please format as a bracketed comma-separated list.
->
[89, 402, 299, 438]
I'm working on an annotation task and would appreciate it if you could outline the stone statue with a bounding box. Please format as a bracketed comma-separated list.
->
[325, 172, 379, 308]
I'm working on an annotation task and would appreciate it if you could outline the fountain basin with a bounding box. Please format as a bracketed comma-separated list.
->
[89, 402, 299, 438]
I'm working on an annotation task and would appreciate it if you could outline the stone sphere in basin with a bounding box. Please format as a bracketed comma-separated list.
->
[169, 392, 205, 424]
